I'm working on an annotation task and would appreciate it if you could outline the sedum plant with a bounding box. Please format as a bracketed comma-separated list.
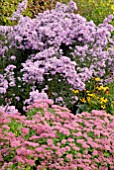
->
[0, 99, 114, 169]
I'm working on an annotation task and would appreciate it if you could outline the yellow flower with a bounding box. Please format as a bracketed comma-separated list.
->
[101, 105, 106, 109]
[87, 93, 96, 97]
[96, 85, 110, 94]
[72, 89, 79, 94]
[100, 97, 108, 105]
[94, 77, 100, 81]
[80, 98, 86, 103]
[112, 101, 114, 105]
[87, 97, 91, 102]
[97, 85, 104, 91]
[105, 90, 110, 95]
[111, 4, 114, 10]
[85, 90, 90, 93]
[89, 0, 94, 3]
[103, 86, 109, 92]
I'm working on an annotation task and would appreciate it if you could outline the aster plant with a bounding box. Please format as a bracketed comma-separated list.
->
[0, 0, 114, 113]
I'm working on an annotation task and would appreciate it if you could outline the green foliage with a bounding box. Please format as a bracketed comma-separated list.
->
[26, 108, 44, 118]
[0, 0, 56, 26]
[0, 0, 21, 25]
[61, 0, 114, 25]
[8, 119, 23, 136]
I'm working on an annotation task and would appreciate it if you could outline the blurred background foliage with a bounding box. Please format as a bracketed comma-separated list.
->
[60, 0, 114, 25]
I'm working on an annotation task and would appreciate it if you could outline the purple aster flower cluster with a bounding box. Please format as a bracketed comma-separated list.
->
[0, 65, 16, 108]
[0, 100, 114, 169]
[9, 0, 28, 21]
[0, 105, 18, 114]
[0, 0, 114, 112]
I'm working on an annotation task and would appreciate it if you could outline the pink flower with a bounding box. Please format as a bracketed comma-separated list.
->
[92, 150, 98, 156]
[16, 147, 34, 156]
[35, 147, 44, 153]
[56, 150, 63, 157]
[100, 167, 108, 170]
[47, 139, 53, 146]
[65, 146, 71, 151]
[66, 154, 73, 161]
[67, 138, 74, 142]
[21, 127, 29, 136]
[29, 135, 40, 140]
[71, 146, 80, 151]
[13, 156, 25, 164]
[72, 131, 82, 136]
[61, 139, 67, 144]
[10, 140, 21, 148]
[82, 142, 90, 148]
[2, 125, 10, 130]
[24, 141, 39, 147]
[104, 144, 111, 151]
[0, 154, 3, 162]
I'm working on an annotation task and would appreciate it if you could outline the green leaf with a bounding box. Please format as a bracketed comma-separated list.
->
[87, 131, 94, 138]
[104, 151, 110, 158]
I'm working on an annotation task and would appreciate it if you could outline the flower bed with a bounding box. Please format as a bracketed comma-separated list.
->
[1, 1, 114, 169]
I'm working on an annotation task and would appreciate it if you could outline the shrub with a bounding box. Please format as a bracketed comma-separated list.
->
[0, 0, 114, 113]
[0, 99, 114, 169]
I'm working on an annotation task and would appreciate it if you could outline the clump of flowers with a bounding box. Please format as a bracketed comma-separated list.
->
[0, 0, 114, 113]
[72, 77, 114, 114]
[0, 99, 114, 169]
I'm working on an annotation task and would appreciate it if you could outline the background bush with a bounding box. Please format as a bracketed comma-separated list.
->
[62, 0, 114, 25]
